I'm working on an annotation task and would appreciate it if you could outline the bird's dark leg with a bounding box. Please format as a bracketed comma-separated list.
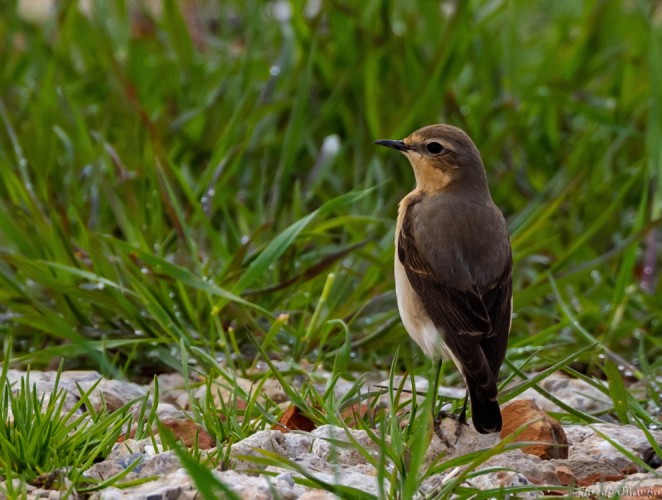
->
[452, 391, 470, 443]
[458, 391, 469, 425]
[434, 388, 470, 447]
[430, 359, 443, 414]
[431, 360, 454, 447]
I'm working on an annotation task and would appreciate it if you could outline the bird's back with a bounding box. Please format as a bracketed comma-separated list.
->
[410, 192, 510, 293]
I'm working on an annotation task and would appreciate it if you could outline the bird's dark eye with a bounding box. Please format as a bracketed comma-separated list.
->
[426, 142, 444, 154]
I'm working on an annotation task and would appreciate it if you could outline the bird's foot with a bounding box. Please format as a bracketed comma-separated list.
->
[433, 416, 452, 448]
[433, 410, 469, 448]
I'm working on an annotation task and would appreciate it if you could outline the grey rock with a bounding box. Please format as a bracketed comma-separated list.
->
[301, 470, 384, 496]
[480, 450, 560, 485]
[228, 426, 389, 496]
[429, 418, 500, 460]
[95, 486, 123, 500]
[514, 373, 611, 414]
[107, 438, 165, 459]
[551, 458, 630, 485]
[276, 471, 295, 487]
[5, 369, 662, 499]
[421, 467, 536, 498]
[85, 447, 181, 483]
[0, 478, 35, 495]
[149, 373, 188, 407]
[82, 378, 147, 413]
[229, 429, 314, 471]
[466, 470, 535, 496]
[154, 402, 185, 419]
[580, 471, 662, 497]
[297, 491, 337, 500]
[196, 376, 288, 410]
[94, 468, 197, 500]
[216, 470, 308, 499]
[377, 375, 466, 403]
[87, 455, 404, 500]
[564, 423, 662, 471]
[6, 370, 148, 416]
[6, 369, 101, 414]
[311, 425, 381, 466]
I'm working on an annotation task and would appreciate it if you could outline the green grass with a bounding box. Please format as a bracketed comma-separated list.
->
[1, 0, 661, 497]
[0, 341, 152, 496]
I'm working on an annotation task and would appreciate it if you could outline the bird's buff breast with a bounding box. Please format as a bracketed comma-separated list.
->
[394, 193, 464, 372]
[394, 197, 447, 360]
[394, 257, 446, 359]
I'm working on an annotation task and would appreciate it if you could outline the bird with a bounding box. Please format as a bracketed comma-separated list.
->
[375, 124, 512, 434]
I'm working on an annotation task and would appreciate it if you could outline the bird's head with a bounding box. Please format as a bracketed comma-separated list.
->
[375, 124, 488, 194]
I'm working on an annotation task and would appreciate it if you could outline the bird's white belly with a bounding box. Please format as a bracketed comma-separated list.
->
[394, 257, 446, 359]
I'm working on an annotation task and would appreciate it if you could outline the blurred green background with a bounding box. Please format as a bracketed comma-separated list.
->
[0, 0, 660, 388]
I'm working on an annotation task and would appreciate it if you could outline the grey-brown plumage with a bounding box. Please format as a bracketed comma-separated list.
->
[375, 124, 512, 434]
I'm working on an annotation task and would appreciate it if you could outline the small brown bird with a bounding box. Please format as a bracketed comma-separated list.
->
[375, 124, 512, 434]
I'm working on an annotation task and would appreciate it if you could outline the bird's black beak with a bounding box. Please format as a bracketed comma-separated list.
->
[374, 139, 410, 152]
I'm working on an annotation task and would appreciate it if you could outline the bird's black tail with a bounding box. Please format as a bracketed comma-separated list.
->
[468, 382, 502, 434]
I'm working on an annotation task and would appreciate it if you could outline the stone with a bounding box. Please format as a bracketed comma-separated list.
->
[299, 470, 384, 496]
[551, 458, 629, 486]
[312, 369, 388, 404]
[84, 378, 148, 413]
[154, 402, 185, 419]
[564, 423, 662, 472]
[6, 369, 101, 414]
[150, 372, 189, 407]
[107, 438, 165, 459]
[196, 376, 288, 410]
[514, 372, 612, 414]
[466, 470, 536, 496]
[195, 376, 252, 409]
[6, 370, 150, 419]
[0, 478, 35, 495]
[500, 399, 569, 460]
[298, 491, 337, 500]
[480, 450, 560, 485]
[429, 417, 500, 460]
[94, 487, 124, 499]
[547, 423, 662, 487]
[311, 425, 381, 465]
[5, 368, 662, 499]
[376, 375, 466, 403]
[227, 425, 389, 496]
[579, 472, 662, 499]
[261, 378, 289, 403]
[93, 469, 197, 500]
[554, 464, 577, 485]
[216, 470, 308, 499]
[229, 429, 314, 471]
[85, 446, 182, 483]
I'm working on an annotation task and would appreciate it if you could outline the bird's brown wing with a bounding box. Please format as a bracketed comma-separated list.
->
[397, 205, 491, 337]
[480, 259, 512, 377]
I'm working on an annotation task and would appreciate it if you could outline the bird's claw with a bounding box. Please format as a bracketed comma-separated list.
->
[433, 410, 469, 447]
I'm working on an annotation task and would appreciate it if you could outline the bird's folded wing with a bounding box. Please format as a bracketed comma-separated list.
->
[397, 220, 491, 336]
[479, 260, 513, 374]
